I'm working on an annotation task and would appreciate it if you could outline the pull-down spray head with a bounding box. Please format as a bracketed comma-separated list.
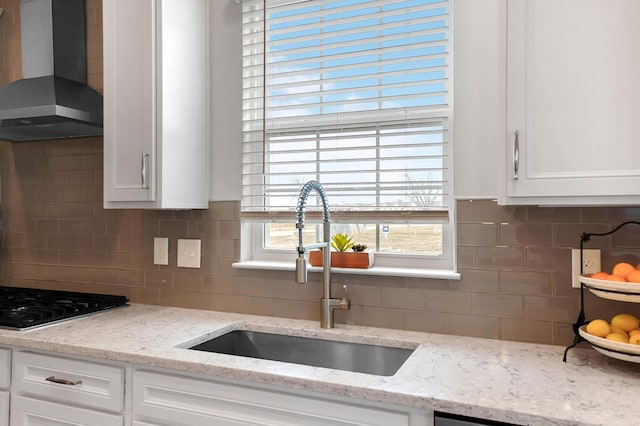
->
[294, 180, 331, 284]
[295, 254, 308, 283]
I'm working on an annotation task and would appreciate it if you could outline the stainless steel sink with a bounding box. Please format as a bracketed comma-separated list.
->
[187, 330, 414, 376]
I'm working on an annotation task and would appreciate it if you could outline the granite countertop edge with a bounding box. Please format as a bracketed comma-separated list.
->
[1, 303, 637, 426]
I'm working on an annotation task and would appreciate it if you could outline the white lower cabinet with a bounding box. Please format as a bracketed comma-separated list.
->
[132, 369, 431, 426]
[1, 391, 9, 426]
[1, 347, 10, 426]
[0, 348, 10, 388]
[3, 348, 430, 426]
[10, 351, 126, 426]
[10, 396, 123, 426]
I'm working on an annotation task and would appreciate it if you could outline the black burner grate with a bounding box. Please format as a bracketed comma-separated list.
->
[0, 286, 129, 330]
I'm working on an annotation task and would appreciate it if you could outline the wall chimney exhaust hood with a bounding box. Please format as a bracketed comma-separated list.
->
[0, 0, 103, 142]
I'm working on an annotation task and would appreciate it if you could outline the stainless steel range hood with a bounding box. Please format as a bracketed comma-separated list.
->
[0, 0, 103, 142]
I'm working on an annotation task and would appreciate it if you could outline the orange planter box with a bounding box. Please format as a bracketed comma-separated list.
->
[308, 250, 374, 269]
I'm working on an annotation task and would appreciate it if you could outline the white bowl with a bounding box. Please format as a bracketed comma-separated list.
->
[579, 275, 640, 303]
[578, 325, 640, 363]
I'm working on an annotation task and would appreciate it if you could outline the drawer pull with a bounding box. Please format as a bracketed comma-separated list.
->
[45, 376, 82, 386]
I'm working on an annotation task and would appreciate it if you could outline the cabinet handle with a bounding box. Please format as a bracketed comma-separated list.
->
[45, 376, 82, 386]
[513, 130, 520, 180]
[141, 153, 150, 189]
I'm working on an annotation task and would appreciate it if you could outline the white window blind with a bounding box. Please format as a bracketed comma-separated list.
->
[241, 0, 451, 221]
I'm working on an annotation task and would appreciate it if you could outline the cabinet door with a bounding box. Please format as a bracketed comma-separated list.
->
[503, 0, 640, 205]
[103, 0, 157, 203]
[133, 370, 427, 426]
[0, 348, 9, 388]
[103, 0, 209, 209]
[0, 391, 8, 426]
[10, 396, 123, 426]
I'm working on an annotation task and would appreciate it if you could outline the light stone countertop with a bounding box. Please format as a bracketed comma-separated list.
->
[1, 303, 638, 426]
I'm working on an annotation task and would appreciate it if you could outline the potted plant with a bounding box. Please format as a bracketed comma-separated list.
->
[309, 233, 374, 269]
[330, 233, 354, 252]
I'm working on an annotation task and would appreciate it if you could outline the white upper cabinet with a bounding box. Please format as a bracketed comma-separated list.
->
[103, 0, 209, 209]
[500, 0, 640, 205]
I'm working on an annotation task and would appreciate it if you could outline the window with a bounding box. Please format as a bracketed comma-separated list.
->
[240, 0, 454, 273]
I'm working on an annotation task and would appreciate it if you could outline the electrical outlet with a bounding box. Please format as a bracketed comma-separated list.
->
[177, 239, 201, 268]
[571, 248, 601, 288]
[153, 237, 169, 265]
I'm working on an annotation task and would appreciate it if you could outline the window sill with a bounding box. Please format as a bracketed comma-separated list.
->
[232, 260, 461, 280]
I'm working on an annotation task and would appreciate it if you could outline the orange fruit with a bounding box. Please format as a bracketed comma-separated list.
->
[606, 333, 628, 343]
[610, 326, 629, 340]
[611, 314, 640, 333]
[590, 272, 609, 280]
[630, 334, 640, 345]
[612, 262, 636, 278]
[627, 270, 640, 284]
[637, 263, 640, 270]
[586, 319, 611, 337]
[607, 274, 627, 282]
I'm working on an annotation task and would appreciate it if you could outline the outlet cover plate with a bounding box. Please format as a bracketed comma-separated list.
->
[571, 248, 601, 288]
[177, 239, 201, 268]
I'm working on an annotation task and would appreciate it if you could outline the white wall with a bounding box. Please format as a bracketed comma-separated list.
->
[208, 0, 505, 201]
[209, 0, 243, 201]
[452, 0, 505, 199]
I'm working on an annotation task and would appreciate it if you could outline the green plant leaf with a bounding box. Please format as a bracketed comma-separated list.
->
[331, 233, 353, 252]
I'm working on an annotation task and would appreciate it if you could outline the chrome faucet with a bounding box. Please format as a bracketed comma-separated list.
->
[295, 180, 350, 328]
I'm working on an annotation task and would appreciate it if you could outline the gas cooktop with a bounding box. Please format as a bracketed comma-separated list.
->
[0, 286, 129, 330]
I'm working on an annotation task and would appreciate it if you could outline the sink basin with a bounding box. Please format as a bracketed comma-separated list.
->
[187, 330, 414, 376]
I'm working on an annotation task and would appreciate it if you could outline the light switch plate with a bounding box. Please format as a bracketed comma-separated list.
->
[177, 239, 201, 268]
[153, 237, 169, 265]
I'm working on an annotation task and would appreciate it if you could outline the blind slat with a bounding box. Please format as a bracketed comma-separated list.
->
[267, 17, 449, 50]
[240, 210, 449, 224]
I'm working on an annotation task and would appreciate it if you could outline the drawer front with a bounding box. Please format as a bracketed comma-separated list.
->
[0, 348, 10, 388]
[1, 390, 8, 426]
[133, 370, 413, 426]
[13, 351, 125, 412]
[11, 395, 123, 426]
